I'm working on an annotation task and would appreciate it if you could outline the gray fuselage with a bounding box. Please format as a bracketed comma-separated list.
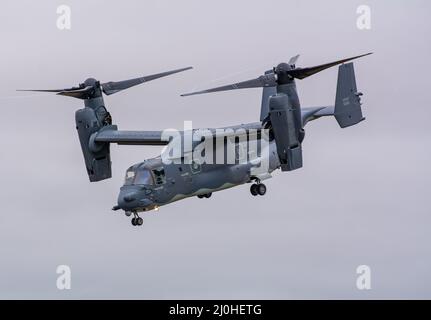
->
[116, 125, 280, 213]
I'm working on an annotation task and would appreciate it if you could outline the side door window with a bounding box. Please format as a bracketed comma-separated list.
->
[152, 167, 166, 185]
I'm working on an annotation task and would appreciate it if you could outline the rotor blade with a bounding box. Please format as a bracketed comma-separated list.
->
[17, 89, 67, 93]
[288, 52, 372, 80]
[181, 73, 277, 97]
[288, 54, 300, 66]
[56, 86, 94, 99]
[102, 66, 193, 95]
[17, 86, 93, 99]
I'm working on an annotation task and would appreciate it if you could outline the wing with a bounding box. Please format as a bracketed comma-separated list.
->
[94, 128, 169, 146]
[95, 122, 262, 148]
[200, 122, 264, 140]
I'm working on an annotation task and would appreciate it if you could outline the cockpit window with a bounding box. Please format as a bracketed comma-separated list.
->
[134, 169, 154, 185]
[124, 168, 154, 186]
[124, 170, 135, 185]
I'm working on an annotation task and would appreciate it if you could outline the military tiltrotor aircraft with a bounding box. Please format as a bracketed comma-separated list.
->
[20, 53, 371, 226]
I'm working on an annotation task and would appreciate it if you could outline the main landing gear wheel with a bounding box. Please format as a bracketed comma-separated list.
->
[197, 193, 212, 199]
[250, 183, 266, 196]
[257, 183, 266, 196]
[250, 184, 258, 196]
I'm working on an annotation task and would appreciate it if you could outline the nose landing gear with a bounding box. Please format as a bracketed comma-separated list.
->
[130, 212, 143, 226]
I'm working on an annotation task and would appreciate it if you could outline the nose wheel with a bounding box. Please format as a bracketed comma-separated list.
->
[131, 213, 143, 226]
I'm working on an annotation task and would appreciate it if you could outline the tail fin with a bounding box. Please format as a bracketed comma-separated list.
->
[334, 63, 365, 128]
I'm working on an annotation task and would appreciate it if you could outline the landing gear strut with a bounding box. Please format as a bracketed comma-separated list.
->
[250, 181, 266, 196]
[131, 212, 143, 226]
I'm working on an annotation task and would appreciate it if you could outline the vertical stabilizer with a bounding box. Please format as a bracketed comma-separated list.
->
[334, 63, 365, 128]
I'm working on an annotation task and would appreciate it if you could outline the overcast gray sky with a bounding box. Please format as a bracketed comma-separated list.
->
[0, 0, 430, 299]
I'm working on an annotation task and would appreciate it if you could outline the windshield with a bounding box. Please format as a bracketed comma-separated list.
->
[124, 168, 154, 186]
[134, 169, 154, 185]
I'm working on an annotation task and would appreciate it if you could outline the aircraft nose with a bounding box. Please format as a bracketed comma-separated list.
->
[117, 189, 139, 209]
[123, 193, 136, 202]
[115, 187, 154, 211]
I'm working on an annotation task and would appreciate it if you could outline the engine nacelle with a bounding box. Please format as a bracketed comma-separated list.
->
[269, 94, 303, 171]
[75, 106, 112, 182]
